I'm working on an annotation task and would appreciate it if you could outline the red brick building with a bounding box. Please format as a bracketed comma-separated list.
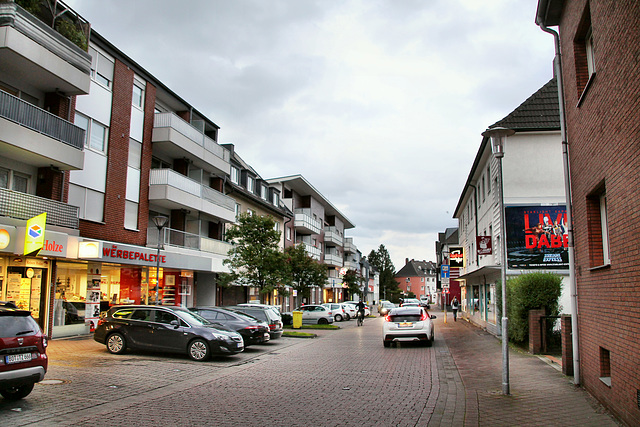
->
[537, 1, 640, 424]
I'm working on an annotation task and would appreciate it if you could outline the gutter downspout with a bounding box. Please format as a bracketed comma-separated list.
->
[469, 183, 480, 266]
[537, 16, 580, 386]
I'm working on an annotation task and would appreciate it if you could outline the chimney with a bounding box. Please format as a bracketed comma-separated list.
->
[405, 258, 409, 265]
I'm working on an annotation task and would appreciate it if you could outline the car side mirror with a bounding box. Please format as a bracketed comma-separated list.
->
[431, 315, 437, 319]
[170, 320, 180, 328]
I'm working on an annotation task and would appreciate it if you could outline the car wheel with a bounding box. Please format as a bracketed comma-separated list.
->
[335, 314, 343, 322]
[425, 338, 433, 347]
[188, 339, 210, 361]
[106, 332, 126, 354]
[383, 341, 391, 348]
[345, 314, 351, 321]
[0, 383, 35, 400]
[318, 318, 329, 325]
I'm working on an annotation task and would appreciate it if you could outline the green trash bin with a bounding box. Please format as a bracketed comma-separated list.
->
[292, 311, 303, 329]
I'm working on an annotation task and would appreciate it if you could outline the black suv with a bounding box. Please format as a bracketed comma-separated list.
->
[0, 302, 48, 400]
[94, 305, 244, 361]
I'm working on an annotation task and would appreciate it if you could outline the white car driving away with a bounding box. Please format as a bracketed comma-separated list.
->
[382, 306, 435, 347]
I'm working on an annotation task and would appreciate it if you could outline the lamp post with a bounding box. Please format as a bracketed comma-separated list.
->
[153, 215, 169, 305]
[482, 126, 515, 395]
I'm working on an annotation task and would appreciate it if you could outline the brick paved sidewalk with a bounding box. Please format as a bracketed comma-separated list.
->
[435, 310, 620, 426]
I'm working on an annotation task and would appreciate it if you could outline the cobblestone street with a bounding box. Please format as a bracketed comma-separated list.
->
[0, 311, 619, 426]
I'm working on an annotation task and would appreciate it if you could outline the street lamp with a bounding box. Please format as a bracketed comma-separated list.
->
[153, 215, 169, 305]
[482, 126, 515, 395]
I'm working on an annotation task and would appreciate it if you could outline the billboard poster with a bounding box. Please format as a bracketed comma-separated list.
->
[505, 205, 568, 269]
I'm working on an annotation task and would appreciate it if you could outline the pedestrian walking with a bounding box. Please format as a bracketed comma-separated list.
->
[451, 297, 459, 321]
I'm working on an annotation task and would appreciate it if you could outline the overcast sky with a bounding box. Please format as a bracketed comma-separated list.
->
[66, 0, 555, 270]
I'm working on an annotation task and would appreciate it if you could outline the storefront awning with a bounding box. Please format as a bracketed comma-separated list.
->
[457, 265, 501, 280]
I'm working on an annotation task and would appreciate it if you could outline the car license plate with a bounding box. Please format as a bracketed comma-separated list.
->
[6, 353, 32, 364]
[397, 322, 413, 328]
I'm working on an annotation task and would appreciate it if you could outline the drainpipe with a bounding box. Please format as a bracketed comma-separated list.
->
[469, 183, 480, 266]
[537, 14, 580, 386]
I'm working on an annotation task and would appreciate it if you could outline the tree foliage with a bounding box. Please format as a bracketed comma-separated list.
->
[342, 269, 363, 298]
[221, 213, 286, 299]
[368, 245, 400, 302]
[284, 244, 327, 302]
[496, 272, 562, 344]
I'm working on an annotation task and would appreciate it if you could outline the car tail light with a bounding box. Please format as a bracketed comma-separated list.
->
[328, 311, 332, 316]
[98, 317, 106, 327]
[269, 324, 277, 330]
[385, 314, 391, 322]
[244, 326, 259, 330]
[42, 336, 48, 348]
[420, 311, 428, 321]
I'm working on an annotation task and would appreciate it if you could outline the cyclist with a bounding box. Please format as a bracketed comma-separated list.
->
[356, 300, 365, 325]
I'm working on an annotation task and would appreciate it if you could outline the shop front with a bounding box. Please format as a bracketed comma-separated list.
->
[0, 222, 74, 335]
[50, 239, 214, 338]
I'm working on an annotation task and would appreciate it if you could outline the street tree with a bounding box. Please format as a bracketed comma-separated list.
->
[342, 269, 363, 300]
[284, 244, 327, 305]
[220, 213, 286, 301]
[368, 244, 400, 302]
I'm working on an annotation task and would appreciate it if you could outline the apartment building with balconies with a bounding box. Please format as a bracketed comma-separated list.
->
[0, 0, 243, 337]
[0, 0, 91, 335]
[219, 143, 291, 307]
[267, 174, 355, 304]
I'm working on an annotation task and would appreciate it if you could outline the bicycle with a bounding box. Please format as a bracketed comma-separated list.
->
[357, 310, 364, 326]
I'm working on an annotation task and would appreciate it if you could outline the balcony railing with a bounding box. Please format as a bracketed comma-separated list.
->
[0, 90, 85, 150]
[153, 112, 230, 163]
[294, 209, 321, 235]
[296, 240, 321, 260]
[147, 226, 232, 256]
[324, 252, 343, 267]
[0, 188, 79, 228]
[343, 237, 357, 254]
[324, 226, 343, 246]
[149, 168, 236, 211]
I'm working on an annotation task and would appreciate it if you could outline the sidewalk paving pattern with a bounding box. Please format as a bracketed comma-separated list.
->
[0, 309, 620, 426]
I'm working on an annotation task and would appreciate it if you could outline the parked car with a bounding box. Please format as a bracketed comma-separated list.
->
[344, 301, 370, 317]
[238, 302, 281, 315]
[419, 298, 431, 309]
[378, 301, 396, 316]
[377, 300, 391, 314]
[230, 305, 284, 339]
[94, 305, 244, 361]
[189, 307, 270, 346]
[321, 303, 346, 322]
[342, 303, 357, 320]
[295, 305, 334, 324]
[0, 302, 48, 400]
[383, 306, 436, 347]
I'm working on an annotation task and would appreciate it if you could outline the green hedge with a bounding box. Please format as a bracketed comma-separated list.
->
[497, 273, 562, 344]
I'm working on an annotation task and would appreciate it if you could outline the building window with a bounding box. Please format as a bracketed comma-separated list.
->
[68, 183, 104, 222]
[230, 166, 240, 185]
[89, 46, 114, 89]
[587, 184, 610, 267]
[247, 209, 255, 216]
[124, 201, 138, 230]
[0, 168, 30, 193]
[260, 185, 268, 200]
[75, 112, 108, 154]
[599, 347, 611, 387]
[286, 227, 291, 241]
[574, 5, 595, 98]
[246, 176, 255, 193]
[234, 203, 241, 220]
[487, 166, 491, 194]
[132, 83, 145, 109]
